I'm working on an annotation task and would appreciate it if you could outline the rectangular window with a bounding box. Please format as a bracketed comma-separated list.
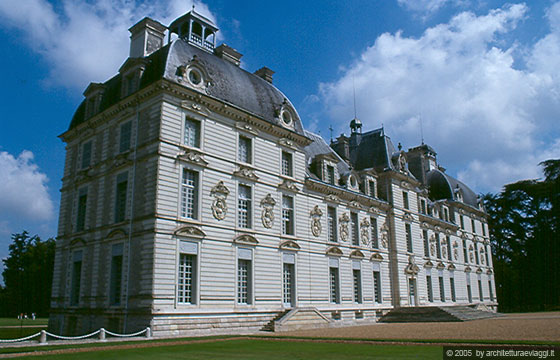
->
[478, 279, 483, 301]
[351, 213, 359, 246]
[436, 234, 442, 259]
[181, 169, 199, 219]
[444, 208, 449, 222]
[450, 277, 456, 302]
[420, 199, 426, 214]
[282, 195, 294, 235]
[238, 135, 252, 164]
[119, 121, 132, 153]
[482, 223, 487, 237]
[70, 250, 83, 306]
[439, 276, 445, 302]
[460, 215, 465, 230]
[184, 118, 201, 148]
[371, 217, 378, 249]
[76, 187, 88, 232]
[283, 263, 295, 306]
[327, 207, 337, 243]
[489, 280, 494, 301]
[426, 275, 433, 302]
[368, 180, 376, 197]
[467, 283, 473, 303]
[485, 245, 490, 266]
[475, 244, 480, 265]
[81, 141, 92, 169]
[403, 191, 409, 210]
[463, 239, 468, 264]
[110, 244, 123, 305]
[353, 269, 362, 303]
[325, 165, 335, 185]
[471, 219, 476, 234]
[238, 184, 252, 228]
[446, 235, 452, 261]
[114, 172, 128, 223]
[373, 271, 382, 304]
[423, 230, 429, 257]
[329, 267, 340, 304]
[406, 223, 413, 253]
[281, 151, 293, 177]
[237, 259, 252, 304]
[178, 254, 196, 304]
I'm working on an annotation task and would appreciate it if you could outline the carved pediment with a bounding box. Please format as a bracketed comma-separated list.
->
[233, 234, 259, 245]
[69, 238, 86, 247]
[111, 155, 132, 170]
[464, 266, 472, 273]
[211, 181, 230, 197]
[348, 200, 361, 209]
[448, 263, 456, 270]
[236, 121, 259, 135]
[279, 239, 300, 250]
[180, 100, 210, 117]
[174, 226, 206, 238]
[400, 180, 411, 189]
[420, 222, 430, 229]
[234, 165, 259, 181]
[370, 252, 383, 261]
[368, 206, 379, 216]
[486, 269, 493, 275]
[424, 260, 434, 268]
[436, 262, 445, 270]
[460, 231, 468, 240]
[326, 246, 343, 257]
[310, 205, 323, 217]
[349, 249, 365, 259]
[278, 138, 297, 150]
[107, 228, 127, 239]
[278, 178, 299, 192]
[177, 149, 208, 166]
[402, 212, 414, 222]
[476, 267, 483, 274]
[325, 194, 340, 203]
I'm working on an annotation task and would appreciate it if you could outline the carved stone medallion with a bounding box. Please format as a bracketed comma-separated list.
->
[339, 213, 350, 242]
[260, 194, 276, 229]
[453, 241, 459, 261]
[310, 205, 323, 237]
[210, 181, 230, 220]
[380, 221, 389, 248]
[360, 217, 370, 245]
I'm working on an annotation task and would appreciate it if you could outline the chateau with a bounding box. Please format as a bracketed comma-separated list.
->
[49, 9, 497, 335]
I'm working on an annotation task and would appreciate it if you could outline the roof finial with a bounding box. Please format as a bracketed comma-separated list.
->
[329, 125, 334, 143]
[352, 76, 357, 120]
[419, 113, 424, 145]
[192, 3, 195, 12]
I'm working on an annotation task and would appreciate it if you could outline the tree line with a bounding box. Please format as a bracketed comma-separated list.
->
[0, 160, 558, 316]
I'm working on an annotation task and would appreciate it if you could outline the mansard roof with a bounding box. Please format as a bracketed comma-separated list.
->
[304, 130, 350, 178]
[426, 169, 478, 207]
[351, 129, 397, 172]
[69, 39, 305, 137]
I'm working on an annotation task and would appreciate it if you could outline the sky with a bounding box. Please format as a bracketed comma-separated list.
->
[0, 0, 559, 276]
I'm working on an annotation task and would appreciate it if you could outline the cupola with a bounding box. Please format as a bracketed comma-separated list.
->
[168, 6, 218, 53]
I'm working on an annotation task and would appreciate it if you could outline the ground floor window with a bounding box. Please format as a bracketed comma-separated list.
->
[426, 275, 433, 302]
[109, 244, 123, 305]
[478, 279, 483, 302]
[353, 269, 362, 304]
[237, 259, 251, 304]
[439, 276, 445, 302]
[450, 277, 456, 302]
[329, 267, 340, 304]
[178, 254, 196, 304]
[283, 263, 295, 306]
[373, 271, 382, 304]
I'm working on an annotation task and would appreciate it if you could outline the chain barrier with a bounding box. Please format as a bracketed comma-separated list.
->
[104, 328, 147, 338]
[0, 332, 41, 343]
[0, 327, 150, 343]
[44, 329, 101, 340]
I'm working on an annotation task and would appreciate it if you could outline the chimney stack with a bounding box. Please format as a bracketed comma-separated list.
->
[215, 44, 243, 66]
[254, 67, 275, 83]
[129, 17, 167, 58]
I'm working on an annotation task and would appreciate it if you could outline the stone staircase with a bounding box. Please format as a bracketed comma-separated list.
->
[379, 305, 501, 323]
[261, 310, 290, 332]
[270, 307, 332, 332]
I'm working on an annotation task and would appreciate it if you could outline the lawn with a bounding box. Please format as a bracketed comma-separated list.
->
[0, 318, 48, 326]
[0, 318, 47, 340]
[12, 339, 441, 360]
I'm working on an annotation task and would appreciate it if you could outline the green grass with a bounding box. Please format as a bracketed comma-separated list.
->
[0, 327, 44, 340]
[14, 339, 442, 360]
[0, 318, 48, 326]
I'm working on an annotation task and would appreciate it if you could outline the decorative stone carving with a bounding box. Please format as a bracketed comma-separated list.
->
[235, 121, 258, 135]
[480, 247, 486, 265]
[441, 237, 448, 259]
[370, 252, 383, 261]
[280, 239, 300, 250]
[398, 153, 407, 172]
[210, 181, 229, 220]
[486, 269, 493, 275]
[447, 263, 456, 270]
[464, 266, 472, 273]
[380, 221, 389, 248]
[369, 206, 379, 215]
[469, 244, 475, 263]
[260, 194, 276, 229]
[234, 165, 259, 181]
[349, 249, 365, 259]
[177, 149, 208, 166]
[349, 200, 361, 209]
[233, 234, 258, 245]
[278, 178, 299, 192]
[326, 246, 343, 256]
[310, 205, 323, 237]
[339, 213, 350, 242]
[174, 225, 206, 238]
[278, 138, 297, 150]
[453, 241, 459, 260]
[326, 194, 340, 203]
[436, 261, 445, 270]
[429, 234, 437, 257]
[476, 267, 483, 274]
[404, 255, 420, 275]
[424, 260, 434, 268]
[360, 217, 370, 245]
[400, 180, 410, 189]
[402, 212, 413, 222]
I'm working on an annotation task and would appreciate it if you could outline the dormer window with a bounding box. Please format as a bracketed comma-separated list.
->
[325, 165, 335, 185]
[368, 180, 376, 197]
[420, 198, 427, 214]
[83, 83, 105, 119]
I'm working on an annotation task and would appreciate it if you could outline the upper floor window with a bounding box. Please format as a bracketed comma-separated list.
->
[460, 215, 465, 230]
[446, 235, 452, 261]
[368, 180, 376, 197]
[482, 223, 487, 237]
[327, 206, 337, 243]
[70, 250, 83, 306]
[423, 230, 429, 257]
[325, 165, 335, 185]
[471, 219, 476, 234]
[76, 187, 88, 232]
[435, 233, 442, 259]
[371, 217, 378, 249]
[114, 172, 128, 223]
[405, 223, 413, 253]
[238, 184, 252, 229]
[281, 151, 293, 177]
[463, 239, 468, 264]
[119, 121, 132, 153]
[184, 118, 201, 148]
[351, 212, 359, 246]
[110, 243, 124, 305]
[420, 199, 427, 214]
[282, 195, 294, 235]
[403, 192, 409, 210]
[181, 169, 199, 220]
[443, 208, 449, 222]
[238, 135, 252, 164]
[81, 141, 92, 169]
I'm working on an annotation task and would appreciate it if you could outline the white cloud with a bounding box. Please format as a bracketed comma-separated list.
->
[0, 0, 217, 89]
[0, 150, 54, 220]
[398, 0, 451, 14]
[317, 3, 560, 193]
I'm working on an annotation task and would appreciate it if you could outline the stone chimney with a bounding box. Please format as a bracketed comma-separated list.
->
[254, 67, 275, 83]
[215, 44, 243, 66]
[129, 17, 167, 58]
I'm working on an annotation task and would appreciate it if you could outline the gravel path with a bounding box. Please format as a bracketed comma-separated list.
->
[278, 312, 560, 342]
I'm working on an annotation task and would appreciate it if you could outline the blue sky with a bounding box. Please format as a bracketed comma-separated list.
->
[0, 0, 559, 275]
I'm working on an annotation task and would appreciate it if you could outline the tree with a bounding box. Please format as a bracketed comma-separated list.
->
[484, 159, 560, 312]
[1, 231, 55, 317]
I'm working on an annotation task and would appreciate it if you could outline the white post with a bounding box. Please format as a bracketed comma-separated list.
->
[39, 330, 47, 344]
[99, 328, 106, 341]
[145, 327, 152, 338]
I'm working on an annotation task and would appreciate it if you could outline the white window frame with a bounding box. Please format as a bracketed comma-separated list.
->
[327, 206, 338, 243]
[281, 150, 294, 178]
[119, 120, 133, 153]
[176, 240, 199, 305]
[282, 252, 296, 307]
[237, 183, 252, 229]
[183, 116, 202, 149]
[180, 167, 200, 220]
[238, 134, 253, 165]
[282, 194, 295, 236]
[328, 258, 340, 304]
[236, 247, 253, 305]
[80, 140, 93, 169]
[109, 243, 124, 306]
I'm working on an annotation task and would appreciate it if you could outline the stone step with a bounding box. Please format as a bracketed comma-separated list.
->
[380, 306, 502, 323]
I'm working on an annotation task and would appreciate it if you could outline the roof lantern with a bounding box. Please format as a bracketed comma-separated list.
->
[350, 117, 362, 134]
[168, 6, 218, 53]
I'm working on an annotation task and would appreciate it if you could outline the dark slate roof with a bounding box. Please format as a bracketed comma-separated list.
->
[352, 129, 397, 171]
[426, 169, 479, 207]
[69, 39, 305, 136]
[304, 130, 350, 177]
